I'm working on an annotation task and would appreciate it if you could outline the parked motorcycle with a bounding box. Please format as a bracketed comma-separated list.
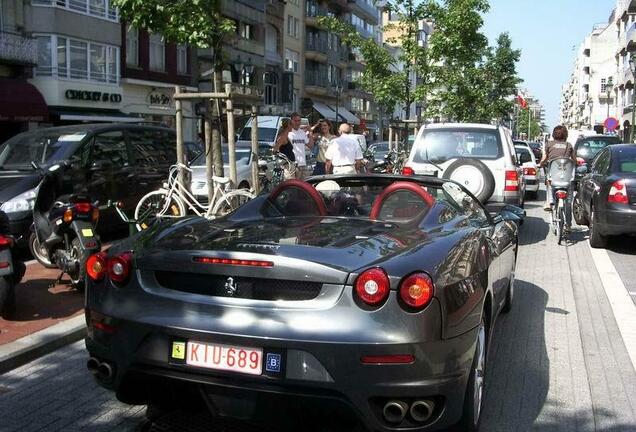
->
[0, 210, 25, 316]
[29, 162, 101, 290]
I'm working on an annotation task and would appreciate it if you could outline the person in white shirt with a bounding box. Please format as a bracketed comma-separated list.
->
[325, 123, 363, 174]
[286, 113, 316, 178]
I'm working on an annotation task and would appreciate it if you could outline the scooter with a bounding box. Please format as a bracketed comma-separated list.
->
[29, 162, 101, 291]
[0, 210, 26, 316]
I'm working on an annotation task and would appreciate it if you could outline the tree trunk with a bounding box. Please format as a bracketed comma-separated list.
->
[212, 70, 224, 178]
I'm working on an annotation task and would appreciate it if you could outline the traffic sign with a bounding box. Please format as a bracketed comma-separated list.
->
[604, 117, 619, 131]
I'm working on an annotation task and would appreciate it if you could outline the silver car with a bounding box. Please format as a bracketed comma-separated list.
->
[404, 123, 525, 206]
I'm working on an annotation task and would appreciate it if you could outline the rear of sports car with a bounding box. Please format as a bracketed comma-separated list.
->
[84, 218, 480, 431]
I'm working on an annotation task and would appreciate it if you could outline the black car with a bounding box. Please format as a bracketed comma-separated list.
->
[85, 175, 519, 432]
[574, 135, 622, 166]
[575, 144, 636, 248]
[0, 124, 176, 247]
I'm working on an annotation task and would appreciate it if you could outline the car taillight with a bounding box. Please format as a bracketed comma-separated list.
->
[399, 272, 434, 309]
[504, 170, 519, 191]
[87, 252, 107, 281]
[108, 251, 133, 284]
[354, 268, 390, 306]
[0, 235, 13, 249]
[555, 190, 568, 200]
[523, 167, 536, 176]
[576, 157, 586, 166]
[608, 179, 629, 204]
[402, 166, 415, 176]
[74, 202, 92, 213]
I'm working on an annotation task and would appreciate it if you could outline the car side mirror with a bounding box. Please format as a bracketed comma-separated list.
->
[576, 165, 588, 175]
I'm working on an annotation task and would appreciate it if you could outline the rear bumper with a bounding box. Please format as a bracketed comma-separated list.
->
[86, 317, 476, 432]
[598, 206, 636, 236]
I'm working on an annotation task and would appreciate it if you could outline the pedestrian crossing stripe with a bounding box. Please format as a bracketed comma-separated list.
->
[171, 341, 186, 360]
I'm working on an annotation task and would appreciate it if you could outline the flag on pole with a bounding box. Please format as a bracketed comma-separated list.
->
[516, 94, 528, 109]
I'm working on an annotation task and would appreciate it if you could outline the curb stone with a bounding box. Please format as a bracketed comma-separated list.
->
[0, 315, 86, 374]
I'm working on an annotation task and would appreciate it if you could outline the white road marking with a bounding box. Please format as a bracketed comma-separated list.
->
[588, 242, 636, 372]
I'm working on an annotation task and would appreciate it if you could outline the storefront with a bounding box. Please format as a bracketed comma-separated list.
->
[120, 79, 197, 142]
[0, 79, 49, 143]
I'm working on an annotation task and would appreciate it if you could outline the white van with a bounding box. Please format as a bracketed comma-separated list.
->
[236, 115, 289, 148]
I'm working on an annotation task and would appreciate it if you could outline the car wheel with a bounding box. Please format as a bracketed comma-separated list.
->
[461, 317, 487, 432]
[589, 204, 607, 249]
[442, 158, 495, 204]
[28, 232, 56, 268]
[572, 193, 588, 226]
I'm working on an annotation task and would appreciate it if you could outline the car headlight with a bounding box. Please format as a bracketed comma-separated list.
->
[1, 188, 37, 214]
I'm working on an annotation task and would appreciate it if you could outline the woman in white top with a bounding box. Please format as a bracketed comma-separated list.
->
[312, 120, 335, 175]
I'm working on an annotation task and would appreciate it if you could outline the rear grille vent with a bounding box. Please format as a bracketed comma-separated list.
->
[155, 271, 322, 301]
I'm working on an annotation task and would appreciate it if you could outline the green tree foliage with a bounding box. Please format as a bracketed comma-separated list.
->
[111, 0, 234, 50]
[320, 0, 521, 124]
[515, 107, 542, 140]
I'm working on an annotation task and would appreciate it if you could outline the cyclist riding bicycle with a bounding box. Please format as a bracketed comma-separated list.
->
[539, 125, 577, 227]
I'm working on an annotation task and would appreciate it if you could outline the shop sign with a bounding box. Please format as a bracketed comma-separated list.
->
[65, 89, 122, 103]
[147, 90, 172, 108]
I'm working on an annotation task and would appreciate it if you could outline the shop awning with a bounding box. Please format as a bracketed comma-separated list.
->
[330, 105, 360, 125]
[50, 108, 143, 123]
[312, 101, 338, 121]
[0, 79, 49, 122]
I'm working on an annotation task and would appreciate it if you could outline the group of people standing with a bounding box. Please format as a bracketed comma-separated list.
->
[273, 113, 363, 179]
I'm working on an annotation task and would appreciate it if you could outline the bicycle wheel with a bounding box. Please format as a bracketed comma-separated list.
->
[556, 200, 564, 245]
[208, 189, 255, 218]
[135, 190, 186, 230]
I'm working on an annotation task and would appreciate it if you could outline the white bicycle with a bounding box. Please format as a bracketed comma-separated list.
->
[134, 163, 255, 229]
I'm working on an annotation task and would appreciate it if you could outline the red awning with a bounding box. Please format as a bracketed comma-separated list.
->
[0, 79, 49, 122]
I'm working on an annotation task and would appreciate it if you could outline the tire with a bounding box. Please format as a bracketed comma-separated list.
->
[556, 201, 564, 245]
[0, 276, 13, 317]
[502, 248, 516, 314]
[69, 237, 87, 291]
[209, 189, 255, 218]
[135, 190, 186, 230]
[572, 193, 588, 226]
[589, 204, 608, 249]
[442, 158, 495, 204]
[461, 317, 487, 431]
[28, 232, 56, 269]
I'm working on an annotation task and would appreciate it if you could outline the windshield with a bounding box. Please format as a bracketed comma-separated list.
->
[576, 137, 621, 159]
[238, 127, 278, 142]
[192, 148, 252, 166]
[413, 129, 502, 163]
[0, 130, 82, 169]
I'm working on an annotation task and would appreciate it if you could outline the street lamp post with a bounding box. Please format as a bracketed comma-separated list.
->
[332, 80, 342, 126]
[630, 54, 636, 142]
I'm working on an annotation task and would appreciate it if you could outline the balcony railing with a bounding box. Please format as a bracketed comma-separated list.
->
[306, 36, 328, 54]
[347, 0, 379, 24]
[305, 70, 328, 88]
[0, 32, 37, 65]
[306, 0, 328, 18]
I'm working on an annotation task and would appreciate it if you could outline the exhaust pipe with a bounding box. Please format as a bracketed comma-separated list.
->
[86, 357, 100, 375]
[410, 400, 435, 423]
[97, 361, 114, 382]
[382, 400, 408, 424]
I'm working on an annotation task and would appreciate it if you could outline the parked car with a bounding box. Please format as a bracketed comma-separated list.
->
[514, 140, 542, 161]
[575, 144, 636, 248]
[404, 123, 525, 206]
[184, 141, 203, 163]
[369, 141, 390, 163]
[190, 143, 275, 201]
[85, 174, 518, 432]
[236, 116, 288, 148]
[515, 145, 539, 199]
[0, 124, 177, 248]
[574, 135, 622, 167]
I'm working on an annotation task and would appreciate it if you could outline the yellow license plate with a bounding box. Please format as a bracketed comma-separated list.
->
[82, 228, 94, 237]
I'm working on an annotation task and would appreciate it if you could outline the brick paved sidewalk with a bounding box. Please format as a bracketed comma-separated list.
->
[480, 197, 636, 432]
[0, 263, 84, 345]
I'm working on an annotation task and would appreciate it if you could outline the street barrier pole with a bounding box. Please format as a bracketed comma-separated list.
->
[174, 86, 186, 194]
[205, 99, 214, 205]
[251, 105, 259, 194]
[226, 83, 237, 187]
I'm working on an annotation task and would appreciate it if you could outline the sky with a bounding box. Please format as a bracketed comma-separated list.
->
[482, 0, 617, 129]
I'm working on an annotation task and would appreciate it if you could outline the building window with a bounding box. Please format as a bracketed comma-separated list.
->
[285, 49, 299, 73]
[149, 33, 165, 72]
[288, 0, 299, 5]
[32, 0, 118, 21]
[240, 23, 254, 40]
[35, 34, 119, 83]
[287, 15, 299, 38]
[264, 72, 279, 105]
[126, 26, 138, 67]
[177, 44, 188, 75]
